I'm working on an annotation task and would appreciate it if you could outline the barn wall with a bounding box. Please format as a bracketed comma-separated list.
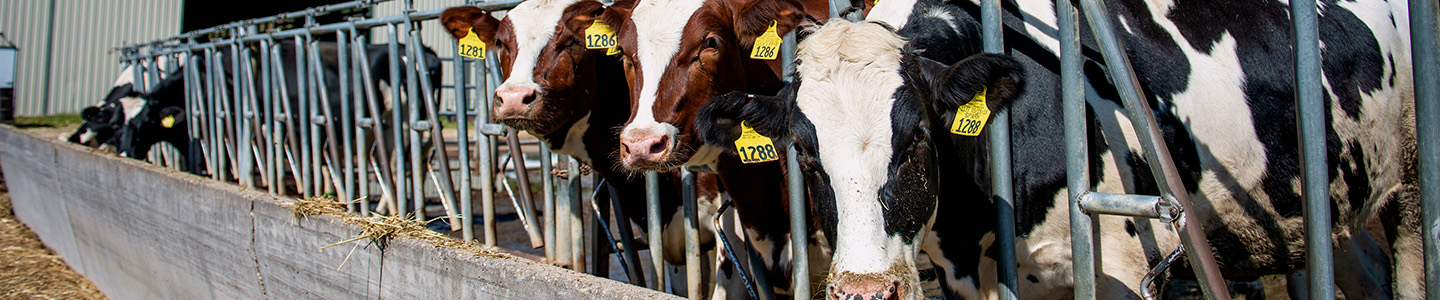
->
[0, 125, 672, 300]
[0, 0, 183, 116]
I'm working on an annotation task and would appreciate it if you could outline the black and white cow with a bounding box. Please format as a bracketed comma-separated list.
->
[698, 0, 1419, 298]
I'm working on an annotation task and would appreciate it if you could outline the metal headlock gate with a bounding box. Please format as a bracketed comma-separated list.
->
[110, 0, 1440, 298]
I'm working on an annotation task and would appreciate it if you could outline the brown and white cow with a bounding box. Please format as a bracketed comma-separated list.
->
[441, 1, 732, 295]
[609, 0, 831, 297]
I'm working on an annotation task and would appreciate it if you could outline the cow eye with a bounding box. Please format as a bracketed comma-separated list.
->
[701, 36, 721, 51]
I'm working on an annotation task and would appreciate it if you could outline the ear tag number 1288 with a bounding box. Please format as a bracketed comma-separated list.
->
[950, 86, 990, 136]
[735, 121, 779, 163]
[458, 28, 487, 60]
[750, 20, 781, 60]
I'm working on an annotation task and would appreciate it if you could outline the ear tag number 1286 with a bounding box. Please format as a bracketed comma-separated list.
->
[735, 121, 779, 163]
[585, 20, 619, 55]
[950, 86, 990, 136]
[750, 20, 781, 60]
[458, 28, 487, 60]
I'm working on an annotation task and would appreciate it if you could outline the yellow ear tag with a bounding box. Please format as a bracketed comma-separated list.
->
[585, 20, 619, 52]
[161, 115, 175, 128]
[949, 86, 991, 136]
[458, 28, 487, 59]
[749, 20, 782, 60]
[735, 121, 779, 164]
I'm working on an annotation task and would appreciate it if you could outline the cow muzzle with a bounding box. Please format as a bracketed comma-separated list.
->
[494, 85, 538, 121]
[827, 263, 916, 300]
[829, 278, 901, 300]
[620, 133, 672, 169]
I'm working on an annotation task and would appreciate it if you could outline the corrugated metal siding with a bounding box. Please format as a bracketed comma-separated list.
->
[372, 0, 511, 112]
[0, 0, 182, 116]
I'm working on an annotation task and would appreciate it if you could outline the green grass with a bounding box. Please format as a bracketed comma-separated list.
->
[13, 114, 82, 129]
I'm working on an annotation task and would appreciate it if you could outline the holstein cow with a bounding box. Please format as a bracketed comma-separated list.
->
[697, 1, 1419, 299]
[611, 0, 832, 297]
[439, 0, 727, 295]
[68, 59, 184, 148]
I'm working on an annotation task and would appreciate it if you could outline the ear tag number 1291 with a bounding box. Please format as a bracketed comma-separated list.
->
[585, 20, 619, 56]
[735, 121, 779, 164]
[458, 28, 487, 60]
[950, 86, 990, 136]
[750, 21, 781, 60]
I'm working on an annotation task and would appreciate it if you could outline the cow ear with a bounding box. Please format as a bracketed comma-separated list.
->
[82, 107, 102, 121]
[440, 6, 500, 44]
[562, 1, 609, 39]
[930, 53, 1025, 128]
[696, 85, 798, 154]
[733, 0, 810, 51]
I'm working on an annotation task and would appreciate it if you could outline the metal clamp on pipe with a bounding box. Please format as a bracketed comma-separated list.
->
[412, 120, 431, 131]
[310, 115, 327, 125]
[357, 118, 374, 128]
[479, 123, 507, 136]
[1076, 192, 1182, 221]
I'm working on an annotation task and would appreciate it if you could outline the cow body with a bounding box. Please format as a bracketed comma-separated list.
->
[697, 0, 1419, 298]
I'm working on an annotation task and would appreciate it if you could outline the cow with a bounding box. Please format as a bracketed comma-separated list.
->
[695, 0, 1420, 297]
[440, 1, 735, 295]
[609, 0, 841, 297]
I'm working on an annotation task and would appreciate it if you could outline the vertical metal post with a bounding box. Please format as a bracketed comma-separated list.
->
[1075, 0, 1229, 298]
[570, 156, 585, 272]
[457, 57, 475, 241]
[184, 48, 202, 175]
[293, 36, 313, 197]
[543, 144, 556, 259]
[508, 129, 545, 247]
[779, 28, 809, 300]
[261, 39, 278, 195]
[387, 24, 409, 215]
[1412, 0, 1440, 297]
[338, 30, 356, 211]
[1290, 0, 1333, 298]
[681, 168, 702, 300]
[404, 26, 426, 222]
[234, 43, 254, 189]
[475, 45, 497, 246]
[556, 157, 574, 266]
[646, 170, 665, 291]
[592, 174, 613, 276]
[1057, 1, 1094, 299]
[208, 48, 225, 181]
[981, 0, 1017, 299]
[352, 32, 371, 214]
[608, 181, 646, 285]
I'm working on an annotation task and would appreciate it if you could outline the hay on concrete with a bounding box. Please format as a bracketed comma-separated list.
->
[1, 170, 108, 300]
[284, 196, 507, 260]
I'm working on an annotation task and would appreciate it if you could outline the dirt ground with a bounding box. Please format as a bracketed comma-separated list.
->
[0, 163, 108, 299]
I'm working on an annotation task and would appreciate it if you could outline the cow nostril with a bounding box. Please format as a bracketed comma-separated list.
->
[648, 136, 669, 155]
[522, 93, 537, 105]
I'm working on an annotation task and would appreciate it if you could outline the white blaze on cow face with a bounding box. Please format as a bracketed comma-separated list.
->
[493, 0, 584, 103]
[866, 0, 920, 28]
[618, 0, 705, 167]
[794, 20, 922, 299]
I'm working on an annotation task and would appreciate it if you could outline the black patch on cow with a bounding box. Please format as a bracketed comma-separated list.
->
[879, 81, 938, 242]
[1341, 141, 1372, 213]
[1317, 3, 1385, 120]
[1026, 274, 1039, 283]
[1124, 220, 1138, 237]
[895, 0, 980, 65]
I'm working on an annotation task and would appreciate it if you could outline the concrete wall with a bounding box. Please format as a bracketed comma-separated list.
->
[0, 126, 674, 300]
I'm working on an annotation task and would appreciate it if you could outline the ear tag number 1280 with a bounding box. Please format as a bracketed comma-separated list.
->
[750, 20, 781, 60]
[735, 121, 779, 164]
[585, 20, 619, 55]
[950, 86, 990, 136]
[458, 28, 487, 60]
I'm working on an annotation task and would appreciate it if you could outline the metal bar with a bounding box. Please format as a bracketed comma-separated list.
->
[272, 45, 307, 197]
[542, 144, 556, 259]
[592, 175, 613, 276]
[1075, 0, 1229, 298]
[507, 129, 545, 247]
[781, 27, 809, 299]
[555, 157, 573, 266]
[1412, 0, 1440, 297]
[475, 48, 498, 246]
[308, 42, 349, 203]
[569, 156, 585, 272]
[403, 22, 426, 222]
[1077, 192, 1178, 220]
[387, 24, 409, 216]
[294, 36, 313, 197]
[681, 168, 701, 300]
[981, 0, 1017, 298]
[338, 30, 356, 211]
[1057, 2, 1094, 298]
[1291, 0, 1333, 298]
[713, 199, 758, 299]
[262, 39, 280, 195]
[607, 181, 646, 286]
[457, 53, 474, 240]
[350, 31, 371, 214]
[645, 171, 665, 291]
[185, 49, 204, 175]
[235, 42, 255, 189]
[409, 26, 462, 230]
[353, 35, 399, 214]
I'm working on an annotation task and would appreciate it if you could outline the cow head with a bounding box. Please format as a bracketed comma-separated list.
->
[695, 20, 1023, 300]
[440, 0, 625, 136]
[612, 0, 816, 170]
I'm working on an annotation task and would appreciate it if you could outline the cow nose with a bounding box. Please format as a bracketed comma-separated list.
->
[494, 86, 537, 119]
[620, 134, 671, 166]
[829, 280, 901, 300]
